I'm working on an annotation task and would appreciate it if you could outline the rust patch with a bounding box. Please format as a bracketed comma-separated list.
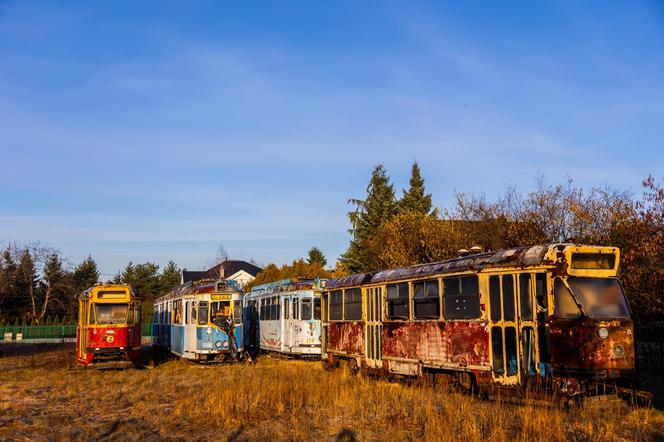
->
[549, 319, 634, 372]
[327, 322, 364, 355]
[382, 321, 489, 367]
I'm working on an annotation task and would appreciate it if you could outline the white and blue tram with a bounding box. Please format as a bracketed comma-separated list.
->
[243, 278, 323, 357]
[153, 279, 244, 362]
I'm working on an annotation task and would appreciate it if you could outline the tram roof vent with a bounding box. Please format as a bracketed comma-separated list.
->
[458, 249, 470, 257]
[470, 246, 483, 254]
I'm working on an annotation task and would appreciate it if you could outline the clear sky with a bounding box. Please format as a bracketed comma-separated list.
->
[1, 1, 663, 277]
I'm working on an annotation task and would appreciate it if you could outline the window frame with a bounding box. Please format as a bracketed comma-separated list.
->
[343, 288, 363, 321]
[412, 278, 441, 320]
[386, 282, 410, 320]
[442, 275, 481, 320]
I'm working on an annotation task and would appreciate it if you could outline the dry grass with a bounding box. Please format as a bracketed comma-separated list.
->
[0, 350, 663, 441]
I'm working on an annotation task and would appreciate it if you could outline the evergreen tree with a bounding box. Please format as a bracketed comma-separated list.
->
[159, 260, 181, 293]
[399, 161, 434, 216]
[116, 262, 161, 301]
[0, 248, 17, 315]
[72, 256, 100, 292]
[307, 247, 327, 267]
[342, 164, 398, 273]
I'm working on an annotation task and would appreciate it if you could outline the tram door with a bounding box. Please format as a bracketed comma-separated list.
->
[488, 273, 539, 386]
[364, 287, 383, 369]
[77, 298, 89, 361]
[283, 297, 292, 352]
[184, 299, 197, 354]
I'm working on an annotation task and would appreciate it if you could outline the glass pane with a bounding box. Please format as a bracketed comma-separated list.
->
[233, 300, 242, 323]
[491, 326, 504, 375]
[502, 275, 515, 321]
[425, 280, 439, 298]
[413, 282, 425, 298]
[284, 299, 290, 319]
[489, 275, 501, 321]
[313, 298, 321, 320]
[330, 290, 342, 320]
[521, 327, 536, 376]
[443, 278, 460, 296]
[567, 277, 630, 319]
[301, 299, 312, 320]
[535, 273, 548, 311]
[94, 304, 128, 324]
[344, 288, 362, 321]
[505, 327, 518, 376]
[553, 279, 581, 319]
[519, 274, 533, 321]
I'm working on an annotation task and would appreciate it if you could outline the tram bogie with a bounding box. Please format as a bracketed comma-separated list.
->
[76, 283, 142, 368]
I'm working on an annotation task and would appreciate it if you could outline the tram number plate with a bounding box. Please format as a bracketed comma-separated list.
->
[202, 342, 213, 349]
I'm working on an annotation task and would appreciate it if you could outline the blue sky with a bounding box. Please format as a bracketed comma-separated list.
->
[1, 1, 663, 276]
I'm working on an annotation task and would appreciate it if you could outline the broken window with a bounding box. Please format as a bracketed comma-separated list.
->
[387, 282, 409, 320]
[553, 278, 581, 319]
[519, 273, 533, 321]
[413, 279, 440, 319]
[329, 290, 343, 320]
[491, 326, 504, 375]
[442, 275, 480, 319]
[344, 288, 362, 320]
[505, 326, 518, 376]
[502, 275, 515, 321]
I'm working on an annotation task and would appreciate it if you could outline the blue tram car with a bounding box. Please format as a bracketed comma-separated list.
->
[243, 278, 324, 357]
[153, 279, 244, 362]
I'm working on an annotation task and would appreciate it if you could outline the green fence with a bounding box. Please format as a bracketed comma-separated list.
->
[1, 324, 155, 341]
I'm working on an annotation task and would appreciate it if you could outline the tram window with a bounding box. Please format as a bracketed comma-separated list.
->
[127, 306, 134, 324]
[519, 274, 533, 321]
[387, 282, 409, 320]
[293, 297, 300, 320]
[261, 299, 267, 321]
[284, 299, 290, 319]
[233, 300, 242, 324]
[505, 327, 518, 376]
[94, 304, 128, 325]
[192, 303, 197, 322]
[185, 302, 189, 325]
[491, 326, 504, 375]
[198, 301, 208, 325]
[442, 276, 480, 319]
[329, 290, 343, 320]
[553, 278, 581, 319]
[302, 298, 313, 320]
[314, 298, 321, 320]
[535, 274, 548, 319]
[413, 279, 440, 320]
[502, 275, 515, 321]
[273, 296, 279, 320]
[489, 276, 501, 321]
[521, 327, 536, 376]
[344, 288, 362, 320]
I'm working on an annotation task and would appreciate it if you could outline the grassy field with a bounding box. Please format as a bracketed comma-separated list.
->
[1, 349, 663, 441]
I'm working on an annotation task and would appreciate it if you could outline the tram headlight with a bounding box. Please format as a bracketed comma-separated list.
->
[598, 328, 609, 339]
[223, 340, 228, 347]
[612, 344, 625, 359]
[206, 327, 212, 335]
[215, 341, 222, 348]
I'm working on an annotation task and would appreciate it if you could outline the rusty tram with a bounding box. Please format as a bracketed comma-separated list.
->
[76, 283, 142, 368]
[321, 244, 642, 400]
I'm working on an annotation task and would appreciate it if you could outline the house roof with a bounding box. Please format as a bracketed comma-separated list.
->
[182, 260, 263, 283]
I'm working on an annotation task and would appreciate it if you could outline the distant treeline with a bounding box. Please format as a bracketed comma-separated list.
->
[0, 246, 181, 324]
[2, 164, 663, 323]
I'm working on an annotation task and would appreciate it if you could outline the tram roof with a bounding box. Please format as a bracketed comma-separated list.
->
[326, 243, 576, 289]
[248, 277, 324, 296]
[156, 278, 241, 302]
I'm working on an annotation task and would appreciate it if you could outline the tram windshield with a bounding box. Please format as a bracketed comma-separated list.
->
[210, 300, 231, 326]
[93, 303, 128, 324]
[567, 277, 630, 319]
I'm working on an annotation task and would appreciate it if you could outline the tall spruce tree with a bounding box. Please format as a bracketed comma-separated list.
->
[342, 164, 398, 273]
[73, 256, 100, 292]
[399, 161, 434, 215]
[307, 247, 327, 267]
[160, 260, 181, 293]
[15, 249, 38, 318]
[40, 252, 70, 320]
